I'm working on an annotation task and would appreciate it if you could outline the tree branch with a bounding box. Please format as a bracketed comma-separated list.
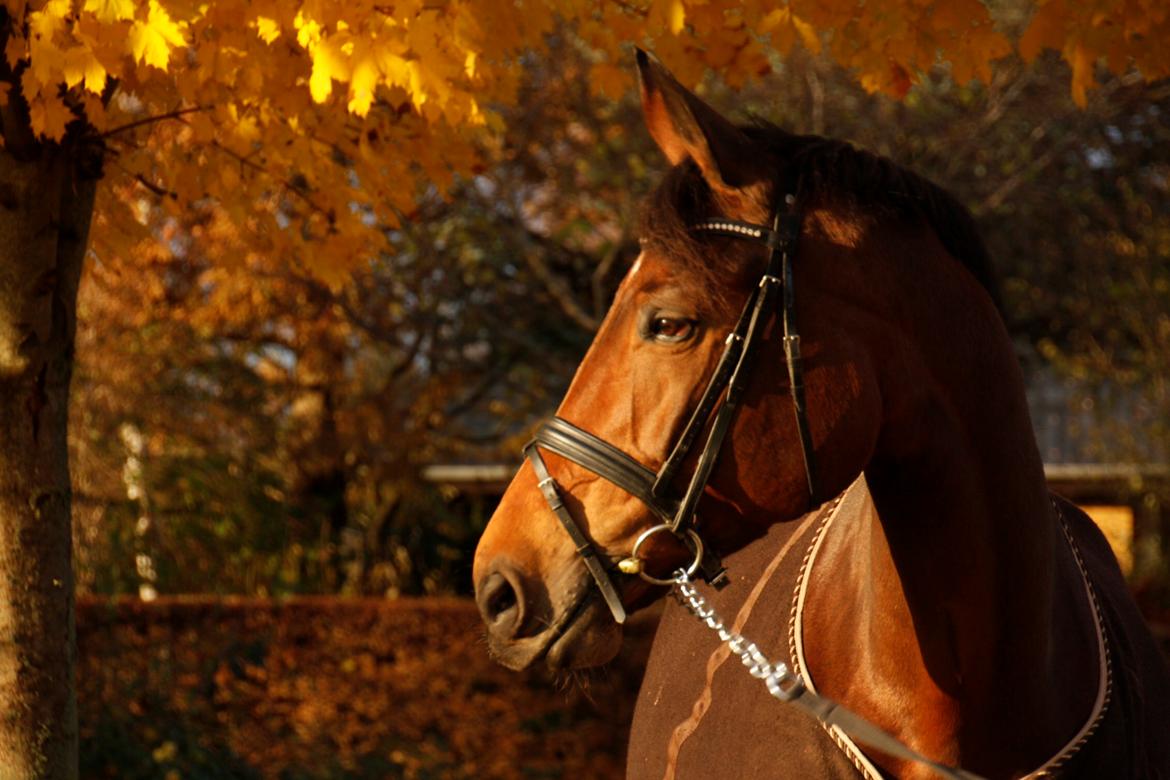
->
[99, 106, 209, 139]
[592, 225, 628, 322]
[521, 243, 599, 331]
[210, 140, 335, 223]
[133, 172, 176, 199]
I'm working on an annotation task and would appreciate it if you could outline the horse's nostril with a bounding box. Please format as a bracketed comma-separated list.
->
[477, 570, 524, 637]
[486, 580, 519, 622]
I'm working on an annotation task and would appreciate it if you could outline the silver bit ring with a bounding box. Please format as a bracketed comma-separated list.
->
[629, 524, 704, 586]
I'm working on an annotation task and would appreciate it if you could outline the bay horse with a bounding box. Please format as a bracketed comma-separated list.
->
[472, 51, 1170, 778]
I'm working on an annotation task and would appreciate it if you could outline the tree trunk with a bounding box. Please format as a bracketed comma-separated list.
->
[0, 137, 94, 776]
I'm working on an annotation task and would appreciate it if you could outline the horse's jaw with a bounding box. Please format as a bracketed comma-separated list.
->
[544, 597, 623, 670]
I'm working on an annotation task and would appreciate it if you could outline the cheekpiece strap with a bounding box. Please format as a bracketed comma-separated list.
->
[690, 202, 820, 510]
[525, 441, 629, 624]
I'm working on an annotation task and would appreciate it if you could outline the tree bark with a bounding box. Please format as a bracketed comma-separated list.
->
[0, 139, 94, 776]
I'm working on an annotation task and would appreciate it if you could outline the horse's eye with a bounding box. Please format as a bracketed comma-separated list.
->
[647, 315, 696, 343]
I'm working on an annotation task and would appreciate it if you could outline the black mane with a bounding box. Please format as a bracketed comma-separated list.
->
[640, 124, 1002, 313]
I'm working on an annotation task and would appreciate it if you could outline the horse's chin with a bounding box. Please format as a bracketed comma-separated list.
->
[486, 596, 622, 672]
[544, 597, 622, 671]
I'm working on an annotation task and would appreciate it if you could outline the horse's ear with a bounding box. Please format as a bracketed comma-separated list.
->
[636, 49, 760, 191]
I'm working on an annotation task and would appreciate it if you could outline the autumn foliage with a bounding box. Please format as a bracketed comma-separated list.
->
[3, 0, 1168, 291]
[77, 597, 656, 778]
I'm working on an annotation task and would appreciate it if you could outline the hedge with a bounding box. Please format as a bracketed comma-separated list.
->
[77, 597, 656, 779]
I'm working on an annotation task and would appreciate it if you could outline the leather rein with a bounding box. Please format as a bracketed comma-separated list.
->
[524, 192, 818, 625]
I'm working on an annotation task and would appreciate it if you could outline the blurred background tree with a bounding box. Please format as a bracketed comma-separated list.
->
[69, 33, 1170, 599]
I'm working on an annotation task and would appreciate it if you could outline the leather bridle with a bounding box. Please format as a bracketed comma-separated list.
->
[524, 192, 819, 624]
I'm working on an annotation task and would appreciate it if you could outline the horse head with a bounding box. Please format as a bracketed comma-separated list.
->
[473, 52, 904, 671]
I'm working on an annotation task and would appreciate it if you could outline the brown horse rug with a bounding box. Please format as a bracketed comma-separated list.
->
[627, 478, 1170, 779]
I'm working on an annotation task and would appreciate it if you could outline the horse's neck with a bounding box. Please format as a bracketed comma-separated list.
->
[805, 435, 1100, 776]
[865, 340, 1059, 707]
[807, 254, 1100, 776]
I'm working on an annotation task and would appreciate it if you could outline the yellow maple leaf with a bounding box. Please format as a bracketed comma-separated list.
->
[128, 0, 187, 70]
[219, 162, 240, 192]
[766, 9, 797, 56]
[62, 45, 108, 93]
[29, 0, 71, 41]
[187, 109, 216, 142]
[309, 35, 350, 103]
[347, 49, 378, 116]
[377, 51, 411, 89]
[760, 7, 789, 34]
[80, 92, 108, 128]
[294, 11, 322, 49]
[647, 0, 687, 36]
[28, 91, 73, 141]
[254, 16, 281, 44]
[83, 0, 135, 24]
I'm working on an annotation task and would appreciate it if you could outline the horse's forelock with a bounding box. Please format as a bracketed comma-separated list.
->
[637, 163, 764, 314]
